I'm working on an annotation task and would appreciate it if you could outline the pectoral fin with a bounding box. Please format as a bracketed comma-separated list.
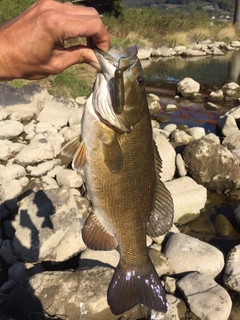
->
[147, 141, 174, 237]
[82, 210, 118, 251]
[102, 134, 123, 174]
[61, 136, 87, 172]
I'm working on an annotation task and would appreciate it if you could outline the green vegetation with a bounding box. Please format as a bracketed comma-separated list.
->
[0, 0, 239, 98]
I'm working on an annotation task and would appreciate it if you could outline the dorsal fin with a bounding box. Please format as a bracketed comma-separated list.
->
[82, 210, 118, 251]
[147, 140, 174, 237]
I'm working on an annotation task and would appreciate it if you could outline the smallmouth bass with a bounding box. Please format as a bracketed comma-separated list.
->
[61, 46, 174, 315]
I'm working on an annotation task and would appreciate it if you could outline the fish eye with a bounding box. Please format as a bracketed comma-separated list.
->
[136, 76, 144, 86]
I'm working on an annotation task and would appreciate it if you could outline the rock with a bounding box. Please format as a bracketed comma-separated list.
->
[209, 89, 224, 102]
[177, 272, 232, 320]
[8, 262, 28, 283]
[223, 131, 240, 150]
[0, 164, 26, 184]
[152, 294, 187, 320]
[182, 137, 240, 190]
[234, 204, 240, 224]
[68, 107, 84, 126]
[165, 176, 207, 224]
[147, 94, 161, 115]
[26, 159, 61, 177]
[151, 46, 176, 57]
[56, 168, 83, 188]
[151, 224, 180, 247]
[224, 244, 240, 292]
[177, 77, 200, 97]
[170, 129, 194, 144]
[137, 46, 153, 60]
[0, 179, 23, 201]
[218, 114, 239, 137]
[75, 96, 87, 105]
[0, 140, 25, 161]
[41, 175, 59, 190]
[182, 49, 207, 57]
[164, 276, 176, 294]
[13, 187, 86, 262]
[0, 107, 8, 120]
[163, 233, 224, 278]
[211, 47, 224, 55]
[35, 121, 58, 134]
[186, 127, 205, 140]
[176, 153, 187, 177]
[174, 45, 187, 55]
[221, 82, 240, 99]
[0, 120, 24, 139]
[231, 40, 240, 48]
[37, 98, 73, 128]
[153, 129, 176, 181]
[0, 280, 16, 294]
[15, 138, 55, 166]
[0, 84, 52, 121]
[214, 214, 237, 238]
[80, 249, 119, 269]
[8, 267, 113, 319]
[0, 239, 19, 265]
[163, 124, 177, 134]
[165, 104, 178, 112]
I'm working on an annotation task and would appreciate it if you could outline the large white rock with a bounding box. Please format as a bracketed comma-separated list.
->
[0, 164, 26, 184]
[224, 244, 240, 292]
[26, 159, 61, 177]
[165, 176, 207, 224]
[15, 139, 55, 165]
[13, 187, 87, 262]
[163, 233, 224, 278]
[37, 98, 73, 128]
[0, 179, 23, 201]
[177, 77, 200, 97]
[177, 272, 232, 320]
[0, 120, 23, 139]
[137, 46, 153, 60]
[153, 129, 176, 181]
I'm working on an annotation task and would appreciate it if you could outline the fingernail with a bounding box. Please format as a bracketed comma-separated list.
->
[89, 61, 102, 72]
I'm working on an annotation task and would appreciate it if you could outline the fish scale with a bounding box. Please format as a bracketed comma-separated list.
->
[61, 46, 174, 315]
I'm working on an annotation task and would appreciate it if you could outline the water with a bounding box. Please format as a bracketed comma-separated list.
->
[142, 50, 240, 132]
[142, 50, 240, 87]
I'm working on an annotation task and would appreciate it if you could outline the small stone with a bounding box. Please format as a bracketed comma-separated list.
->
[26, 159, 61, 177]
[0, 120, 23, 139]
[214, 214, 236, 238]
[165, 104, 178, 112]
[224, 244, 240, 292]
[164, 276, 176, 294]
[176, 153, 187, 177]
[56, 169, 83, 188]
[0, 239, 18, 265]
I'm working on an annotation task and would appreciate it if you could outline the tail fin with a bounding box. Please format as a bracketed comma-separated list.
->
[107, 260, 168, 315]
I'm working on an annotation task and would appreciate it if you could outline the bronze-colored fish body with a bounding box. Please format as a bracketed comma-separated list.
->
[61, 46, 174, 315]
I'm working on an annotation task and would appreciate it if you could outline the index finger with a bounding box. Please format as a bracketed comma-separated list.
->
[56, 13, 110, 52]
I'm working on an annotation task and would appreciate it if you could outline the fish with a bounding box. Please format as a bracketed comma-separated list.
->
[61, 46, 174, 315]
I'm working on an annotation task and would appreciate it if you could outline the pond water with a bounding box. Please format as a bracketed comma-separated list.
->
[142, 50, 240, 133]
[142, 50, 240, 87]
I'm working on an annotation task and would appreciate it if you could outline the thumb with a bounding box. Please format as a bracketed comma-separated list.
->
[59, 45, 102, 71]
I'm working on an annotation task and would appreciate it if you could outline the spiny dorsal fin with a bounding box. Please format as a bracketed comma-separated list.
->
[147, 140, 174, 238]
[61, 136, 86, 172]
[82, 210, 118, 251]
[102, 135, 123, 174]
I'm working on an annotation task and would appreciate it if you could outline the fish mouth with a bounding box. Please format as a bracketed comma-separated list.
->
[92, 46, 138, 133]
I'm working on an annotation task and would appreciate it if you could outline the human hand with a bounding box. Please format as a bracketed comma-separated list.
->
[0, 0, 110, 80]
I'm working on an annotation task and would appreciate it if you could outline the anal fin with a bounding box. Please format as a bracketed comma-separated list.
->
[147, 140, 174, 238]
[82, 210, 118, 251]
